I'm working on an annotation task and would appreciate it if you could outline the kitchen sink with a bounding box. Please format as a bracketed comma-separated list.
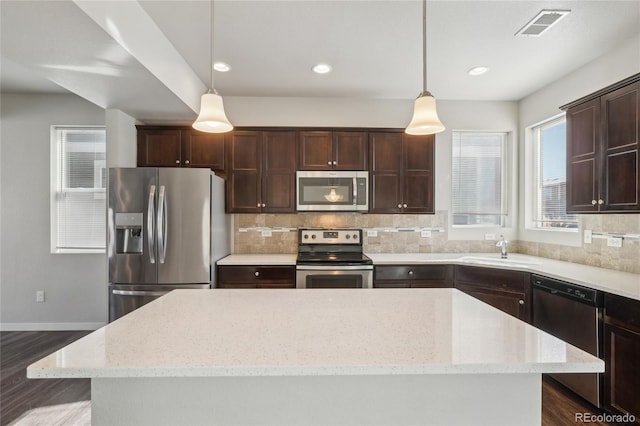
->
[457, 255, 543, 268]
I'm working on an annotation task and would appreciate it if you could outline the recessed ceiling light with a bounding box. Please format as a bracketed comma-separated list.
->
[213, 62, 231, 72]
[468, 66, 489, 76]
[515, 9, 571, 37]
[312, 63, 332, 74]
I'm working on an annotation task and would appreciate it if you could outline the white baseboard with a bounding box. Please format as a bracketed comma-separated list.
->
[0, 322, 105, 331]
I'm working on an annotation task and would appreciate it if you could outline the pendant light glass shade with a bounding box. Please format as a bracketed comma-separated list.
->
[405, 91, 445, 135]
[192, 91, 233, 133]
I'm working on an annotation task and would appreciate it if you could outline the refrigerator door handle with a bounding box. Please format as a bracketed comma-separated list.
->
[157, 185, 168, 264]
[112, 289, 169, 297]
[147, 185, 156, 264]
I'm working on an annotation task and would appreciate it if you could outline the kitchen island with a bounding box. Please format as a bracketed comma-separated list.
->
[28, 289, 603, 425]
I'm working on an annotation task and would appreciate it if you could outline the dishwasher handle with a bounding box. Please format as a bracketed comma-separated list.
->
[532, 275, 602, 307]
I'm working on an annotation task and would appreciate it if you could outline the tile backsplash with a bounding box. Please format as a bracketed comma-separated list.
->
[233, 212, 640, 274]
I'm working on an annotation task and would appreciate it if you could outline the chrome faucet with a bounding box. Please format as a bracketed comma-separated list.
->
[496, 235, 508, 259]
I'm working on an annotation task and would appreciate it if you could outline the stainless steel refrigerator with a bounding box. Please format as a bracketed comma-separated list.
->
[108, 167, 229, 321]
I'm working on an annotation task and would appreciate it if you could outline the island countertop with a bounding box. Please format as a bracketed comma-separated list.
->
[28, 288, 602, 379]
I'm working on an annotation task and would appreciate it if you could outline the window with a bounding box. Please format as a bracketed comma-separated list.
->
[452, 131, 508, 226]
[51, 126, 106, 252]
[531, 117, 577, 230]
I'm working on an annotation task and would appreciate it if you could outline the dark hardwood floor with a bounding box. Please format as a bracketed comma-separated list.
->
[0, 331, 615, 425]
[1, 331, 91, 426]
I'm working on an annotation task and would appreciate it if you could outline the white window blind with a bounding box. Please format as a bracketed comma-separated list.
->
[452, 131, 507, 226]
[51, 126, 106, 252]
[532, 117, 577, 230]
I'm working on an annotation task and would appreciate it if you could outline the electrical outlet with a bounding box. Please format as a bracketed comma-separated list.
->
[484, 233, 496, 241]
[261, 230, 272, 237]
[367, 230, 378, 237]
[36, 290, 45, 303]
[583, 230, 593, 244]
[420, 230, 432, 238]
[607, 237, 623, 248]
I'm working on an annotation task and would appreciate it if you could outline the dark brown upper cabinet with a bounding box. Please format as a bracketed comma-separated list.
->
[369, 132, 435, 214]
[299, 131, 367, 170]
[564, 74, 640, 213]
[137, 126, 225, 172]
[226, 130, 297, 213]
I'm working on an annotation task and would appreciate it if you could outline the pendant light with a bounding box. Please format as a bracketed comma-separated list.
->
[192, 0, 233, 133]
[405, 0, 445, 135]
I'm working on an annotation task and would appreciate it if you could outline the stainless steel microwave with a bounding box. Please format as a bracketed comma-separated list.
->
[296, 171, 369, 212]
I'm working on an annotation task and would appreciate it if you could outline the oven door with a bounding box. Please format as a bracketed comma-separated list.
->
[296, 265, 373, 289]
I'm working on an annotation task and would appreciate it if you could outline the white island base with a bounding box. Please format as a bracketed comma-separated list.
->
[28, 289, 603, 426]
[93, 373, 540, 425]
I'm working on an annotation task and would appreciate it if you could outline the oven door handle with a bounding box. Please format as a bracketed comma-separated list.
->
[296, 265, 373, 271]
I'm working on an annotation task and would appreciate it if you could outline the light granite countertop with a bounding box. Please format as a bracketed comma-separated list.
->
[27, 288, 603, 379]
[216, 253, 640, 301]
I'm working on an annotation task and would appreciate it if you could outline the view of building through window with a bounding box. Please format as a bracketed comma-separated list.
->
[534, 117, 577, 229]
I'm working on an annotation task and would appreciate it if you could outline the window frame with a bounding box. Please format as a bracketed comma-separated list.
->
[527, 115, 578, 233]
[50, 125, 107, 254]
[450, 130, 510, 229]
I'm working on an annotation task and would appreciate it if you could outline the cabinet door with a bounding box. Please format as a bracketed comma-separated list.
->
[369, 132, 402, 213]
[333, 132, 368, 170]
[299, 131, 333, 170]
[403, 134, 435, 213]
[182, 131, 225, 171]
[566, 99, 600, 213]
[262, 131, 297, 213]
[604, 322, 640, 419]
[456, 284, 527, 321]
[601, 82, 640, 211]
[137, 128, 182, 167]
[226, 131, 261, 213]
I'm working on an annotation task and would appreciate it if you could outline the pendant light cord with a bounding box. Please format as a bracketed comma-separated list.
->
[210, 0, 215, 91]
[422, 0, 427, 94]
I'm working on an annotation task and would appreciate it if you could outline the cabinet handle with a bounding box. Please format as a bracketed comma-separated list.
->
[518, 299, 525, 305]
[262, 203, 266, 207]
[185, 160, 190, 165]
[255, 271, 260, 277]
[408, 271, 414, 275]
[328, 161, 332, 165]
[398, 204, 402, 208]
[333, 161, 337, 165]
[257, 203, 261, 207]
[403, 204, 408, 208]
[591, 200, 597, 205]
[175, 160, 180, 164]
[598, 199, 604, 205]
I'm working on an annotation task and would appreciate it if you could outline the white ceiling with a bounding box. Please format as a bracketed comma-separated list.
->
[1, 0, 639, 123]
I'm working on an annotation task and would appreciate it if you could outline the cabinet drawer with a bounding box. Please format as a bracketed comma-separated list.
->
[218, 266, 295, 284]
[375, 265, 449, 281]
[454, 265, 526, 293]
[605, 293, 640, 332]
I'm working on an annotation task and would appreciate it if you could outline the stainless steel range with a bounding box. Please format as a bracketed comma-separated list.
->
[296, 229, 373, 289]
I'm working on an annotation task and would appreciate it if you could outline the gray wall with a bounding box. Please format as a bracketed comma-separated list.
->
[1, 93, 107, 330]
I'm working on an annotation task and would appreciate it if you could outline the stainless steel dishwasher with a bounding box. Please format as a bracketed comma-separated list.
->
[532, 275, 603, 408]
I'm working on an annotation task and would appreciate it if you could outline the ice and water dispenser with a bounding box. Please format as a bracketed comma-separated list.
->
[115, 213, 143, 254]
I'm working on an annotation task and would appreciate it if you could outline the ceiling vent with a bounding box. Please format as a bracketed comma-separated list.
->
[515, 9, 570, 37]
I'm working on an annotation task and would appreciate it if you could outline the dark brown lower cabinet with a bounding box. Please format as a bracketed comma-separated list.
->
[216, 265, 295, 289]
[454, 266, 530, 322]
[374, 265, 453, 288]
[604, 294, 640, 422]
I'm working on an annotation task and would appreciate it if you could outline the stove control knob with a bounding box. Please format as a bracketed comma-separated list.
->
[345, 234, 350, 240]
[304, 234, 309, 239]
[311, 234, 316, 239]
[353, 234, 358, 240]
